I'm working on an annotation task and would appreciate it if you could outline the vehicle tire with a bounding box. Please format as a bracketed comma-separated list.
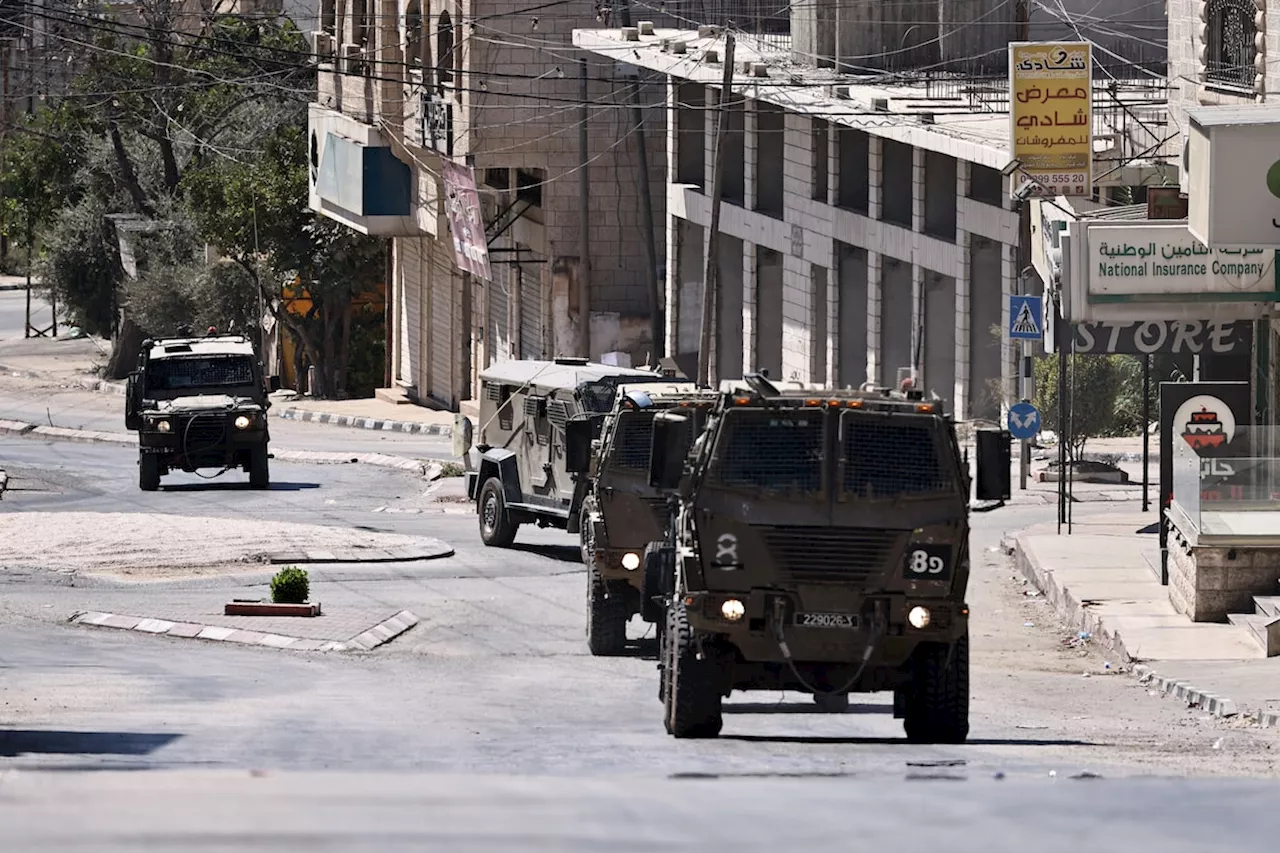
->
[903, 632, 970, 744]
[664, 601, 723, 738]
[138, 454, 161, 492]
[578, 496, 597, 566]
[478, 477, 519, 547]
[586, 565, 629, 657]
[249, 447, 270, 490]
[813, 692, 850, 713]
[640, 543, 669, 626]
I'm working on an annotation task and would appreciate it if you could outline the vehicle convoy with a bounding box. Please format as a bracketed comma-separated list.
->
[642, 373, 1010, 741]
[578, 382, 719, 656]
[124, 331, 279, 491]
[465, 358, 679, 550]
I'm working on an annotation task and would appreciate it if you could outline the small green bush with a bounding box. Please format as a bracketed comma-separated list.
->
[270, 566, 310, 604]
[439, 461, 466, 478]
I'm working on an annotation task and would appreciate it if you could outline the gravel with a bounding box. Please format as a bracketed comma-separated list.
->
[0, 511, 441, 579]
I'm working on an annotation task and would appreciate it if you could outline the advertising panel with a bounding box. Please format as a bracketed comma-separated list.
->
[441, 160, 493, 282]
[1009, 42, 1092, 198]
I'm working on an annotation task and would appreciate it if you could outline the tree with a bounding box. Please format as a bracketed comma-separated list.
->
[1033, 354, 1132, 461]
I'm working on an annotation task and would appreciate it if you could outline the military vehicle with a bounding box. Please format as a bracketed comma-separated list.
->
[466, 358, 678, 549]
[579, 382, 719, 656]
[644, 373, 1010, 741]
[125, 332, 279, 491]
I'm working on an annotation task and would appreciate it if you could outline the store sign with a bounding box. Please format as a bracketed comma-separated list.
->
[1009, 42, 1092, 198]
[1070, 320, 1252, 355]
[1086, 224, 1276, 299]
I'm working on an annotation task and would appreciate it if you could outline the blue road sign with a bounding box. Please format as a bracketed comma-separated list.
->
[1007, 402, 1041, 441]
[1009, 295, 1043, 341]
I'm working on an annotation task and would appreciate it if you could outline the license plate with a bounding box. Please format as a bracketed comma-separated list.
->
[794, 612, 858, 630]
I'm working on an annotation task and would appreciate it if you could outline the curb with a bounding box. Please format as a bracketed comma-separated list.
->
[0, 418, 454, 474]
[69, 608, 420, 653]
[0, 283, 29, 291]
[0, 468, 7, 499]
[276, 407, 454, 438]
[1007, 531, 1251, 725]
[261, 542, 454, 563]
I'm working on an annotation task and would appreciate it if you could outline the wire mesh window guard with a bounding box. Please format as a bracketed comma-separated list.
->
[841, 413, 954, 500]
[709, 411, 825, 493]
[147, 357, 255, 392]
[1206, 0, 1257, 90]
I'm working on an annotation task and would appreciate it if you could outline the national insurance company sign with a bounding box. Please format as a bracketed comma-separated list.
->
[1083, 223, 1279, 302]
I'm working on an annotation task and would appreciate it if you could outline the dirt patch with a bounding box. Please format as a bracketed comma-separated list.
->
[0, 511, 443, 580]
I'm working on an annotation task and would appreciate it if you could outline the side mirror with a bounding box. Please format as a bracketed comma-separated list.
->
[268, 375, 282, 393]
[124, 372, 142, 430]
[974, 428, 1012, 502]
[564, 415, 599, 474]
[649, 411, 690, 490]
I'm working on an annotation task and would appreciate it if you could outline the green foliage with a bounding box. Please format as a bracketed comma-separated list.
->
[33, 196, 121, 337]
[1032, 354, 1135, 460]
[270, 566, 310, 604]
[122, 260, 261, 339]
[439, 462, 466, 478]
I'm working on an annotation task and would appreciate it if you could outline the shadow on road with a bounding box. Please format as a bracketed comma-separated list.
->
[0, 730, 181, 757]
[511, 543, 581, 563]
[722, 702, 894, 716]
[160, 482, 320, 492]
[719, 734, 1095, 747]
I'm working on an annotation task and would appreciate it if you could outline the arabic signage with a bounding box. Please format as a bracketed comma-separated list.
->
[1068, 321, 1252, 355]
[1187, 106, 1280, 249]
[1009, 42, 1092, 198]
[1158, 382, 1250, 580]
[1086, 224, 1277, 299]
[441, 159, 492, 281]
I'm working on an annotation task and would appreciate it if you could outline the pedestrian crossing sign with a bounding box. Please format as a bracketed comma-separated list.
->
[1009, 295, 1043, 341]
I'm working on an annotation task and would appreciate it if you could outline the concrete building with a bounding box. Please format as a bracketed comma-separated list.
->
[308, 0, 668, 408]
[573, 25, 1168, 420]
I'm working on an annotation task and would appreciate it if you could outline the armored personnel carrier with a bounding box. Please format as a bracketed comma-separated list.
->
[645, 374, 1010, 740]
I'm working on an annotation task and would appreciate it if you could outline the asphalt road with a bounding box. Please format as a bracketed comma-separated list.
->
[4, 436, 1280, 846]
[0, 288, 53, 339]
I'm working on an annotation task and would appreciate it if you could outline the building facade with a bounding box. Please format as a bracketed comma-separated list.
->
[308, 0, 668, 408]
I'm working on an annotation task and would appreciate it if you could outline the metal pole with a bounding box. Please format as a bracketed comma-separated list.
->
[697, 33, 736, 388]
[1142, 353, 1151, 512]
[24, 214, 31, 338]
[1057, 315, 1066, 533]
[578, 59, 592, 358]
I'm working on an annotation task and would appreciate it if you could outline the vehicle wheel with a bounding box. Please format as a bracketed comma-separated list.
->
[657, 618, 670, 703]
[249, 447, 270, 490]
[640, 543, 670, 626]
[586, 565, 629, 657]
[139, 455, 161, 492]
[903, 632, 970, 744]
[813, 692, 850, 713]
[478, 477, 519, 547]
[578, 496, 597, 566]
[664, 601, 723, 738]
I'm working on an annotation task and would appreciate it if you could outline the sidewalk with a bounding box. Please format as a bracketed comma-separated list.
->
[1010, 512, 1280, 725]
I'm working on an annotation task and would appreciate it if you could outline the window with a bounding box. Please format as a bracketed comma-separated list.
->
[321, 0, 335, 34]
[1206, 0, 1257, 90]
[146, 357, 255, 392]
[353, 0, 369, 47]
[721, 97, 745, 206]
[836, 127, 868, 213]
[437, 9, 455, 86]
[812, 120, 828, 202]
[923, 151, 957, 241]
[880, 139, 912, 228]
[754, 102, 785, 219]
[675, 83, 705, 187]
[968, 164, 1004, 207]
[406, 0, 425, 65]
[709, 410, 826, 495]
[841, 414, 954, 500]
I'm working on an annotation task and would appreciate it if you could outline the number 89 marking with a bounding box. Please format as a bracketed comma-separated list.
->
[910, 549, 945, 574]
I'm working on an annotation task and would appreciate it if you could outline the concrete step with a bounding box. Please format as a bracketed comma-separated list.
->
[1227, 612, 1280, 656]
[374, 386, 413, 405]
[1254, 596, 1280, 619]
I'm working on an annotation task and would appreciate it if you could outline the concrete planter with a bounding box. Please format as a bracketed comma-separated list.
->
[224, 600, 321, 617]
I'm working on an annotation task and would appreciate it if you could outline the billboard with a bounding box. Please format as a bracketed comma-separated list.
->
[1009, 42, 1093, 198]
[441, 160, 493, 282]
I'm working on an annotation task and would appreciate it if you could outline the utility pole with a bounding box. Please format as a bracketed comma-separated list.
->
[619, 0, 662, 358]
[577, 58, 592, 358]
[697, 32, 735, 388]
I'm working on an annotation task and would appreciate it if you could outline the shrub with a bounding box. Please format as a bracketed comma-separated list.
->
[270, 566, 310, 604]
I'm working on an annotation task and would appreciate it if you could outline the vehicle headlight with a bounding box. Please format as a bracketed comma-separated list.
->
[720, 599, 745, 622]
[621, 552, 641, 571]
[155, 420, 171, 433]
[908, 606, 932, 629]
[234, 415, 252, 430]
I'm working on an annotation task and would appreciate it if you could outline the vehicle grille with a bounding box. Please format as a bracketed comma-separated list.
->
[759, 526, 905, 585]
[178, 414, 230, 451]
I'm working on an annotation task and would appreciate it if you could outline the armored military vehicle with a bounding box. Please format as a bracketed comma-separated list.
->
[466, 358, 678, 548]
[125, 332, 279, 491]
[645, 373, 1010, 741]
[579, 382, 720, 656]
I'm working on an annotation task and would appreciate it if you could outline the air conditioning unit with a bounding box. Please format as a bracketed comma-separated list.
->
[340, 43, 362, 74]
[310, 31, 332, 58]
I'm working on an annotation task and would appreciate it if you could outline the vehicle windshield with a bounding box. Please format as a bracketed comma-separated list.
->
[707, 409, 825, 494]
[606, 407, 703, 472]
[146, 355, 256, 392]
[841, 412, 957, 500]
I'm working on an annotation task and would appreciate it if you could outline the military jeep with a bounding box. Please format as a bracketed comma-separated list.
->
[577, 382, 719, 656]
[465, 358, 677, 548]
[125, 333, 279, 491]
[646, 373, 1010, 740]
